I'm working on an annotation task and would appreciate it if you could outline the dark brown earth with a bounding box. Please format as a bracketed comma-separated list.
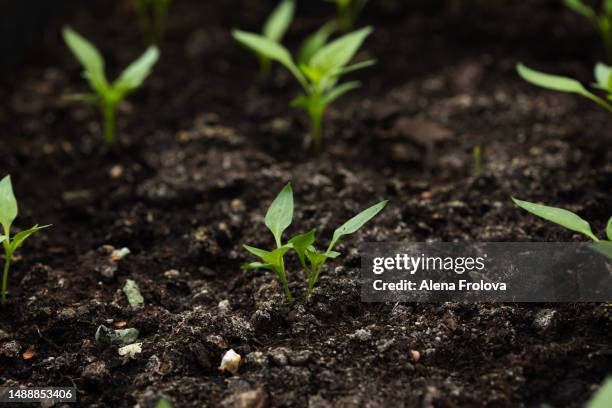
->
[0, 0, 611, 407]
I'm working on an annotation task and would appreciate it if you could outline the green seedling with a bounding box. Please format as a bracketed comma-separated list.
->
[563, 0, 612, 62]
[233, 26, 375, 150]
[0, 176, 50, 306]
[242, 182, 387, 301]
[513, 198, 612, 259]
[134, 0, 171, 44]
[237, 0, 295, 78]
[325, 0, 368, 32]
[63, 27, 160, 146]
[517, 63, 612, 113]
[586, 377, 612, 408]
[473, 145, 481, 177]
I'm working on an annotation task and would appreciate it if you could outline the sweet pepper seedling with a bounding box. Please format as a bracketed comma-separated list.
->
[0, 176, 50, 305]
[325, 0, 368, 32]
[133, 0, 171, 45]
[232, 26, 375, 150]
[243, 182, 387, 301]
[63, 27, 160, 146]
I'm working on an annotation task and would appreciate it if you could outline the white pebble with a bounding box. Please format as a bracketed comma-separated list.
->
[219, 349, 241, 373]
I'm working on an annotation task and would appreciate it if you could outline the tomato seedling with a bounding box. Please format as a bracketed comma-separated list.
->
[233, 26, 374, 150]
[517, 62, 612, 113]
[0, 176, 50, 306]
[243, 183, 387, 301]
[236, 0, 295, 78]
[563, 0, 612, 62]
[63, 27, 160, 146]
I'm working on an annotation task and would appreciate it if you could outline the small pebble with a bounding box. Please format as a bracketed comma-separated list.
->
[219, 349, 241, 373]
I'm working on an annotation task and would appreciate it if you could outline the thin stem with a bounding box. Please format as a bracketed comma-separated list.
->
[258, 55, 271, 80]
[2, 253, 11, 306]
[310, 110, 323, 152]
[102, 101, 117, 146]
[473, 145, 481, 177]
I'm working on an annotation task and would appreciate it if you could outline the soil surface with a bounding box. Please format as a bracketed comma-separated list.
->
[1, 0, 611, 407]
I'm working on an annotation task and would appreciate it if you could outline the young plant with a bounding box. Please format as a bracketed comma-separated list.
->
[563, 0, 612, 62]
[133, 0, 171, 45]
[232, 26, 375, 150]
[236, 0, 295, 78]
[242, 182, 387, 301]
[63, 27, 160, 146]
[517, 63, 612, 113]
[0, 176, 50, 306]
[512, 197, 612, 259]
[325, 0, 368, 32]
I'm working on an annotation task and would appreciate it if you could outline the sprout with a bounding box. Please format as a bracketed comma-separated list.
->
[133, 0, 171, 45]
[563, 0, 612, 62]
[243, 183, 387, 301]
[516, 62, 612, 113]
[236, 0, 295, 78]
[325, 0, 368, 32]
[233, 26, 374, 150]
[63, 27, 160, 146]
[0, 176, 50, 306]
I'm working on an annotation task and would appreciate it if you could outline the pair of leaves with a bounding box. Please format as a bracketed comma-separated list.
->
[512, 198, 611, 242]
[63, 27, 159, 101]
[232, 26, 373, 95]
[516, 63, 612, 113]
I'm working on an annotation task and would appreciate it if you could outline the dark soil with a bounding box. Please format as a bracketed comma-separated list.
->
[1, 0, 611, 407]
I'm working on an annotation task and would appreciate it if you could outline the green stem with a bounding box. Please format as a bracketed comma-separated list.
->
[2, 253, 11, 306]
[258, 56, 271, 80]
[473, 145, 481, 177]
[310, 110, 323, 152]
[102, 101, 117, 146]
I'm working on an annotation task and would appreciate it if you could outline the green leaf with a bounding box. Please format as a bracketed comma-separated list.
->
[10, 225, 51, 251]
[590, 242, 612, 260]
[155, 398, 173, 408]
[512, 198, 599, 241]
[297, 21, 337, 65]
[0, 176, 18, 235]
[309, 26, 373, 74]
[607, 217, 612, 241]
[62, 27, 108, 92]
[288, 229, 316, 268]
[0, 235, 5, 244]
[241, 261, 272, 270]
[594, 62, 612, 91]
[113, 46, 160, 96]
[586, 377, 612, 408]
[263, 0, 295, 42]
[333, 59, 376, 77]
[265, 183, 294, 246]
[517, 63, 589, 94]
[563, 0, 596, 19]
[232, 30, 305, 87]
[243, 244, 271, 259]
[324, 81, 360, 104]
[329, 200, 388, 250]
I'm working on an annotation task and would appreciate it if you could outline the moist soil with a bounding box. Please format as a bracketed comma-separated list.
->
[0, 0, 611, 407]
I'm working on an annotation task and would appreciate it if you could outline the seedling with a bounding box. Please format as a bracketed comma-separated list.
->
[325, 0, 368, 32]
[563, 0, 612, 62]
[63, 27, 160, 146]
[133, 0, 171, 44]
[236, 0, 295, 78]
[232, 26, 375, 150]
[516, 63, 612, 113]
[242, 182, 387, 301]
[0, 176, 50, 306]
[473, 145, 481, 177]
